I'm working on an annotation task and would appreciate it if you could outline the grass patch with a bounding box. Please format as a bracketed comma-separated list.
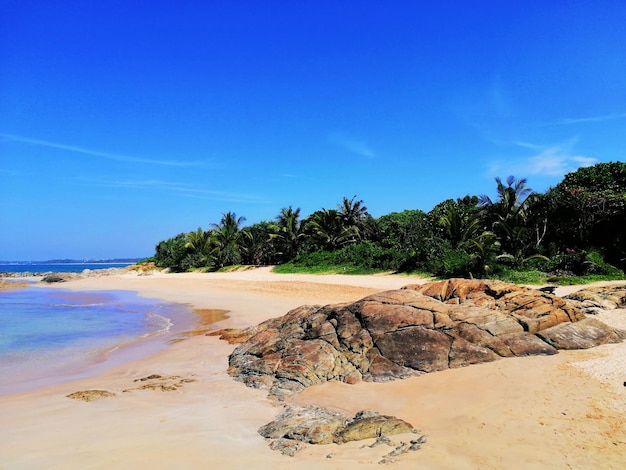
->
[546, 273, 626, 285]
[272, 263, 386, 275]
[216, 264, 259, 273]
[493, 269, 548, 285]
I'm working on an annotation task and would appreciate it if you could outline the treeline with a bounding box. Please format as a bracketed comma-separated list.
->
[152, 162, 626, 280]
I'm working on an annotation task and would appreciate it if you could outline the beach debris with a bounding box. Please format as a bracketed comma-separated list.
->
[227, 279, 625, 399]
[66, 390, 116, 402]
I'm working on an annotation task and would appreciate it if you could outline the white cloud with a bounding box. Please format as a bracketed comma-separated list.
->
[329, 133, 376, 158]
[0, 133, 207, 167]
[488, 142, 597, 178]
[74, 176, 265, 203]
[545, 112, 626, 126]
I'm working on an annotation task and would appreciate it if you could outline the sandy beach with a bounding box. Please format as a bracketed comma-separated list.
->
[1, 268, 624, 469]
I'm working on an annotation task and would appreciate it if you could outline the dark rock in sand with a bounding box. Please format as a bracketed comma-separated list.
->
[40, 273, 74, 283]
[227, 279, 623, 398]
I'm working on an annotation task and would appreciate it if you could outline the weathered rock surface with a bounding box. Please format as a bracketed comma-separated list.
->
[565, 284, 626, 315]
[259, 405, 415, 446]
[226, 279, 624, 398]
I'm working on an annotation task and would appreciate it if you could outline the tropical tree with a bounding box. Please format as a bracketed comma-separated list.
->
[544, 162, 626, 270]
[271, 206, 305, 262]
[239, 221, 276, 265]
[479, 176, 545, 264]
[433, 197, 483, 249]
[210, 212, 246, 268]
[184, 227, 215, 268]
[337, 196, 370, 240]
[153, 233, 189, 271]
[305, 209, 359, 251]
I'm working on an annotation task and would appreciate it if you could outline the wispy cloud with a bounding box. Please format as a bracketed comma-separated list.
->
[543, 112, 626, 126]
[75, 177, 266, 203]
[329, 134, 376, 159]
[0, 133, 207, 167]
[488, 142, 597, 178]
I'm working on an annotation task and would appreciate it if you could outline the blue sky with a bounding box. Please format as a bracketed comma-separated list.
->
[1, 1, 625, 260]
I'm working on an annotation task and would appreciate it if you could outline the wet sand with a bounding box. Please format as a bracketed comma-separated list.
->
[0, 268, 624, 469]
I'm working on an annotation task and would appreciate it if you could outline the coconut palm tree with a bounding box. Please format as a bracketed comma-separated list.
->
[305, 209, 359, 251]
[337, 196, 370, 236]
[271, 206, 305, 262]
[210, 212, 246, 267]
[479, 176, 545, 264]
[184, 227, 214, 267]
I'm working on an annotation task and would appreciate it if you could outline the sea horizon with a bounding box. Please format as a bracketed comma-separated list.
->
[0, 261, 141, 274]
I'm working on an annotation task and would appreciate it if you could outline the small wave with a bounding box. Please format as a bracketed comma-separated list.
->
[48, 303, 109, 308]
[145, 312, 173, 334]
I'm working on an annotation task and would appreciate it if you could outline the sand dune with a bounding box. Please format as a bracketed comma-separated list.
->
[0, 268, 624, 469]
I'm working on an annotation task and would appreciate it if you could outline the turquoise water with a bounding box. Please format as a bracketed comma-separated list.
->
[0, 287, 191, 395]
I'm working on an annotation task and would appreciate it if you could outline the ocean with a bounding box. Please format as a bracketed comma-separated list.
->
[0, 262, 136, 273]
[0, 273, 194, 395]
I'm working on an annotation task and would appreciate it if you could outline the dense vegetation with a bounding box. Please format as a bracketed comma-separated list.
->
[151, 162, 626, 283]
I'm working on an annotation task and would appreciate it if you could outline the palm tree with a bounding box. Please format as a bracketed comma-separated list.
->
[479, 176, 545, 264]
[305, 209, 359, 251]
[479, 176, 534, 223]
[439, 199, 484, 249]
[210, 212, 246, 267]
[337, 196, 370, 233]
[184, 227, 214, 267]
[272, 206, 305, 262]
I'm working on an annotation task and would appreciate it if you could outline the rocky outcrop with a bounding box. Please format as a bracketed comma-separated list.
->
[565, 285, 626, 315]
[259, 405, 416, 446]
[226, 279, 624, 398]
[259, 405, 426, 461]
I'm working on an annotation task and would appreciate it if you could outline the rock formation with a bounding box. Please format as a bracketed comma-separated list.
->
[259, 406, 415, 445]
[258, 405, 425, 461]
[565, 284, 626, 314]
[224, 279, 624, 398]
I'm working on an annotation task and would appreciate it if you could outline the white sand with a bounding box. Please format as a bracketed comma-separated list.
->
[0, 269, 624, 469]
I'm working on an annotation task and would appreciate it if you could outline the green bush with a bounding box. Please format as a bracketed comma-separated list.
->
[427, 247, 477, 278]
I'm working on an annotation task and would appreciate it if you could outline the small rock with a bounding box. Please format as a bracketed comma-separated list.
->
[66, 390, 116, 402]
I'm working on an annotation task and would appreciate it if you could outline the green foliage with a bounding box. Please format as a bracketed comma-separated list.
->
[151, 165, 626, 283]
[270, 206, 305, 263]
[304, 209, 360, 252]
[240, 221, 277, 265]
[154, 233, 189, 272]
[545, 162, 626, 270]
[492, 267, 548, 284]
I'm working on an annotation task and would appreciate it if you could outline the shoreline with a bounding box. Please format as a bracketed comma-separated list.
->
[1, 269, 624, 468]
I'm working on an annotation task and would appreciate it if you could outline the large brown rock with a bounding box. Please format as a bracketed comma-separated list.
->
[227, 279, 624, 398]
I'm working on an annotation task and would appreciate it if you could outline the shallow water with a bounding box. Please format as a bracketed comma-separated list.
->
[0, 287, 193, 395]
